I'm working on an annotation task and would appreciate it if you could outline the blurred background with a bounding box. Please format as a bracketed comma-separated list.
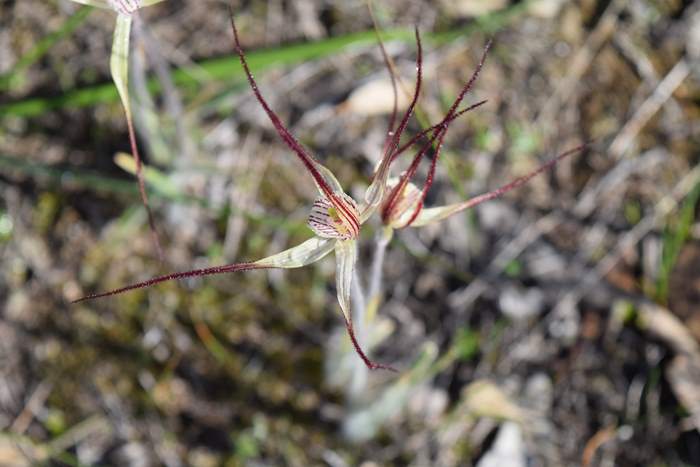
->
[1, 0, 699, 465]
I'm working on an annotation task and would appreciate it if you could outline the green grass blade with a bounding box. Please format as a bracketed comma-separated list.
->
[0, 154, 307, 234]
[656, 179, 700, 303]
[0, 3, 530, 118]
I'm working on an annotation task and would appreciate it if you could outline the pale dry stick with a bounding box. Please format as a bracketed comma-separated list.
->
[575, 150, 667, 261]
[9, 381, 52, 435]
[47, 415, 112, 460]
[613, 32, 661, 88]
[606, 59, 690, 160]
[535, 0, 625, 136]
[637, 303, 700, 356]
[575, 149, 668, 221]
[550, 162, 700, 316]
[576, 58, 690, 218]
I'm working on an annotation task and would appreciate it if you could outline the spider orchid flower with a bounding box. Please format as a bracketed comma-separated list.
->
[69, 0, 167, 258]
[73, 17, 429, 372]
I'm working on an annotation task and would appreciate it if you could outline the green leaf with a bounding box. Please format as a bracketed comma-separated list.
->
[1, 2, 533, 118]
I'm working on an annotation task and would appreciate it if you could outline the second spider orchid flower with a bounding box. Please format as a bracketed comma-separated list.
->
[369, 38, 585, 234]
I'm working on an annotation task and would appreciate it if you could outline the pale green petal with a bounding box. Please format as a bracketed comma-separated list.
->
[334, 239, 358, 324]
[360, 156, 393, 222]
[312, 160, 344, 196]
[71, 0, 165, 12]
[69, 0, 111, 9]
[110, 14, 132, 118]
[254, 237, 335, 269]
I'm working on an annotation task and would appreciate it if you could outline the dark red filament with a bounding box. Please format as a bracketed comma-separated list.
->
[345, 320, 397, 372]
[229, 15, 359, 236]
[72, 262, 268, 303]
[382, 40, 493, 225]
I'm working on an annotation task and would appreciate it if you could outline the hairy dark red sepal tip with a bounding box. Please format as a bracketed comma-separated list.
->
[344, 321, 397, 372]
[72, 262, 269, 303]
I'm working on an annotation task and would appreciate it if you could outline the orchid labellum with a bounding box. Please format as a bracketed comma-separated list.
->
[75, 14, 584, 371]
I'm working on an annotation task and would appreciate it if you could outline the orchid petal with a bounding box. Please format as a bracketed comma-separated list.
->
[313, 162, 344, 196]
[74, 237, 334, 302]
[334, 240, 396, 371]
[254, 236, 335, 268]
[69, 0, 112, 9]
[70, 0, 164, 12]
[334, 239, 358, 325]
[409, 203, 473, 227]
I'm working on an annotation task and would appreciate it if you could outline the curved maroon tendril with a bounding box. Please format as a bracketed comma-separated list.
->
[382, 39, 493, 225]
[369, 3, 400, 157]
[229, 13, 359, 237]
[417, 143, 589, 223]
[72, 262, 270, 303]
[345, 320, 397, 371]
[369, 27, 423, 186]
[389, 100, 488, 165]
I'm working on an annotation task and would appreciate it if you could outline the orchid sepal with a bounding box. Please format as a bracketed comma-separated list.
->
[70, 0, 166, 15]
[254, 237, 335, 268]
[72, 236, 335, 303]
